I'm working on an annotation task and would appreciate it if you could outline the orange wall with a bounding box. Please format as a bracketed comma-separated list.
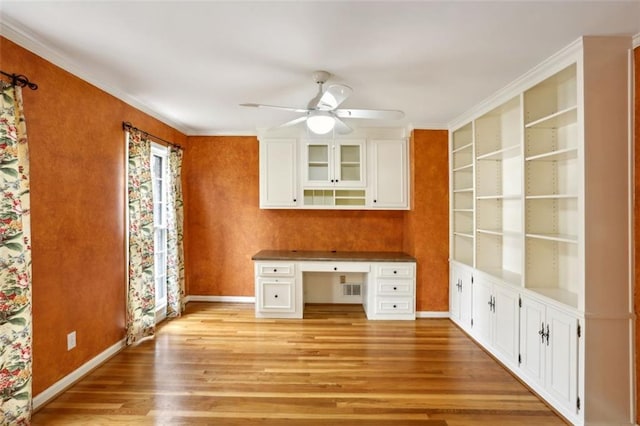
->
[404, 130, 449, 311]
[183, 136, 408, 297]
[0, 37, 187, 396]
[183, 132, 449, 311]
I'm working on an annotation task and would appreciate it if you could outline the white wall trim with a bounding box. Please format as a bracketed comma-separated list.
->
[33, 338, 126, 411]
[416, 311, 450, 319]
[186, 295, 255, 304]
[632, 32, 640, 48]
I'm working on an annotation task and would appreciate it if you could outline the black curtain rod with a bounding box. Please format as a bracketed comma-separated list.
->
[0, 70, 38, 90]
[122, 121, 182, 149]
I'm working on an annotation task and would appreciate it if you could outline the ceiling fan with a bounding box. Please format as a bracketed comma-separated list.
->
[240, 70, 404, 135]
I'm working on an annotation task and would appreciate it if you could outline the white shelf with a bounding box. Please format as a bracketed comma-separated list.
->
[453, 231, 474, 239]
[525, 194, 578, 200]
[453, 208, 474, 213]
[525, 233, 578, 244]
[480, 268, 522, 287]
[525, 106, 577, 129]
[453, 188, 474, 194]
[476, 194, 521, 200]
[525, 147, 578, 162]
[476, 144, 520, 161]
[526, 287, 578, 310]
[453, 163, 473, 172]
[452, 142, 473, 154]
[477, 228, 521, 238]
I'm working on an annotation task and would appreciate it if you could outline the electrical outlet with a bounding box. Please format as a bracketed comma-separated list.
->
[67, 331, 76, 351]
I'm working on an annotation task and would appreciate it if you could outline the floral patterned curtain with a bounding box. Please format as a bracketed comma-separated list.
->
[126, 129, 155, 344]
[166, 148, 185, 317]
[0, 82, 32, 424]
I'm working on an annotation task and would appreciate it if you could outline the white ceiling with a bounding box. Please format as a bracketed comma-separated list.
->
[1, 1, 639, 135]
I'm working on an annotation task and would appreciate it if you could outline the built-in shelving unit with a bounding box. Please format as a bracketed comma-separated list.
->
[523, 63, 579, 307]
[451, 123, 474, 266]
[448, 37, 632, 426]
[473, 96, 522, 285]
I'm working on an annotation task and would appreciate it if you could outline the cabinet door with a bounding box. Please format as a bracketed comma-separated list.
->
[492, 284, 519, 366]
[519, 296, 546, 387]
[471, 277, 493, 345]
[260, 139, 297, 208]
[335, 140, 365, 187]
[257, 277, 295, 313]
[303, 140, 333, 187]
[545, 306, 578, 413]
[369, 139, 408, 208]
[449, 268, 462, 323]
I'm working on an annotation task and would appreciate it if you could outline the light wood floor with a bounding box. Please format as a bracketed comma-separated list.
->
[33, 302, 567, 425]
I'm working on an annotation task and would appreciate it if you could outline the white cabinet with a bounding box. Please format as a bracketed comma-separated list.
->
[366, 262, 416, 320]
[449, 261, 472, 332]
[259, 138, 297, 208]
[259, 136, 409, 210]
[368, 139, 408, 209]
[254, 262, 301, 318]
[448, 36, 632, 425]
[471, 274, 519, 368]
[519, 295, 579, 417]
[302, 139, 365, 188]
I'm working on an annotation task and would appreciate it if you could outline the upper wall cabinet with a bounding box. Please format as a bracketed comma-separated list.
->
[448, 36, 632, 425]
[259, 138, 298, 208]
[259, 134, 409, 210]
[302, 139, 366, 188]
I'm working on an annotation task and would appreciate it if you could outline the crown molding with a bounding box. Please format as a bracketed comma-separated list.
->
[0, 18, 195, 135]
[633, 32, 640, 48]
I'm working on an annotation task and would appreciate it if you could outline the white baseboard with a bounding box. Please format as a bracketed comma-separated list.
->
[33, 338, 125, 411]
[186, 295, 255, 304]
[416, 311, 450, 319]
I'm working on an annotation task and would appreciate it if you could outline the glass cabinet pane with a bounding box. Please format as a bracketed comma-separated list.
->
[340, 144, 361, 182]
[307, 144, 329, 181]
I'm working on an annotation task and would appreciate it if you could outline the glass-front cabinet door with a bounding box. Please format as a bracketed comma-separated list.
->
[303, 139, 365, 188]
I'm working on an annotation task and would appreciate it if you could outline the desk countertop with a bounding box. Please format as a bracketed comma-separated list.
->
[251, 250, 416, 263]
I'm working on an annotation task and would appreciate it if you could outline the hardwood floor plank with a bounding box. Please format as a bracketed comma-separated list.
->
[32, 302, 567, 425]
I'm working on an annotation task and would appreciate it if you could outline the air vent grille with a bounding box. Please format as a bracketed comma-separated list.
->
[343, 284, 361, 296]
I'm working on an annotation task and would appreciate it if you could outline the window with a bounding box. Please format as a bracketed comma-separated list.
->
[151, 143, 168, 323]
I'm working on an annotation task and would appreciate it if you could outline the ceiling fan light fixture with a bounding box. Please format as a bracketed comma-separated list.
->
[307, 111, 335, 134]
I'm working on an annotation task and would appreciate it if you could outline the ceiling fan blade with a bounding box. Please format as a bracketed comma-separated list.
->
[277, 116, 308, 128]
[335, 108, 404, 120]
[333, 117, 353, 135]
[240, 103, 309, 113]
[317, 84, 353, 110]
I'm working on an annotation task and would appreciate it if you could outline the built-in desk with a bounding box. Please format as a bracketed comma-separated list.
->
[251, 250, 417, 320]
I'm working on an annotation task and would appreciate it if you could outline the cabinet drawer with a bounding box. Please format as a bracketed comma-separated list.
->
[376, 297, 414, 314]
[257, 278, 295, 312]
[377, 279, 413, 296]
[256, 263, 295, 277]
[377, 264, 414, 278]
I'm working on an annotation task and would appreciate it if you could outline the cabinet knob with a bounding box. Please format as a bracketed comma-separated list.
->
[393, 287, 397, 291]
[273, 268, 277, 272]
[393, 270, 397, 274]
[333, 267, 338, 271]
[393, 304, 397, 308]
[274, 294, 278, 298]
[373, 200, 377, 203]
[293, 198, 296, 202]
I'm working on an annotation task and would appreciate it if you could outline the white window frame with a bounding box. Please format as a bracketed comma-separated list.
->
[151, 143, 169, 323]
